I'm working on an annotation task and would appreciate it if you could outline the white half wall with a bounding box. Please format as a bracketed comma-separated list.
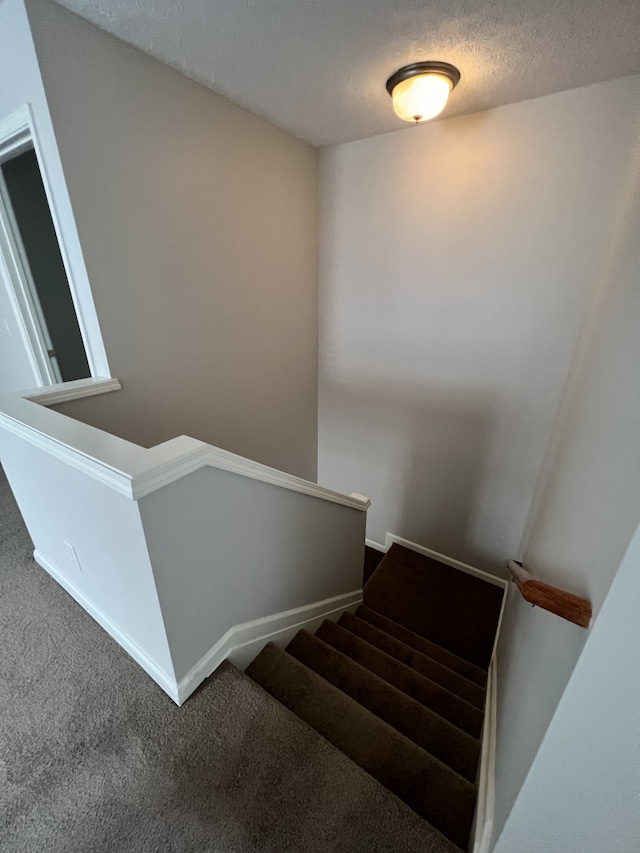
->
[0, 428, 176, 684]
[493, 518, 640, 853]
[0, 392, 367, 703]
[24, 0, 319, 481]
[318, 74, 640, 573]
[138, 466, 365, 683]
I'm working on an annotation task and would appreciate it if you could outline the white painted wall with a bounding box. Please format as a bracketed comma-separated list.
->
[0, 0, 109, 392]
[493, 518, 640, 853]
[490, 588, 587, 844]
[318, 75, 640, 572]
[0, 390, 367, 702]
[0, 0, 63, 392]
[24, 0, 319, 480]
[0, 265, 39, 391]
[0, 427, 176, 685]
[138, 466, 365, 682]
[490, 97, 640, 845]
[521, 127, 640, 614]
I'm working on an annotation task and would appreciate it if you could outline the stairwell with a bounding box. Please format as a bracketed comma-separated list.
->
[241, 543, 505, 851]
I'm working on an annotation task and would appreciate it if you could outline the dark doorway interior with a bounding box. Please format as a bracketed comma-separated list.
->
[2, 149, 90, 382]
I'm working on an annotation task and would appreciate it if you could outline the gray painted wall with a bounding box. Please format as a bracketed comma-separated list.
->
[318, 75, 640, 572]
[25, 0, 319, 479]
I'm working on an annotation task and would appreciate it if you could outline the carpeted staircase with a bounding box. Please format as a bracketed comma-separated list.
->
[1, 461, 504, 852]
[246, 544, 504, 852]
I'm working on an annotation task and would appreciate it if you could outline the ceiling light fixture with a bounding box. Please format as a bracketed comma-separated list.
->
[386, 61, 460, 124]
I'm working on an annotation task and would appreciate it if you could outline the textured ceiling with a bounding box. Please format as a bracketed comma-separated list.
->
[52, 0, 640, 145]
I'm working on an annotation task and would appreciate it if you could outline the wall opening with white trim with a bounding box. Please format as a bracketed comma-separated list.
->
[1, 144, 90, 384]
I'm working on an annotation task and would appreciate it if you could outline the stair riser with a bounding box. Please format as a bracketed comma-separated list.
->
[247, 643, 476, 850]
[287, 629, 480, 782]
[317, 620, 483, 738]
[356, 605, 488, 687]
[363, 544, 504, 668]
[339, 613, 486, 710]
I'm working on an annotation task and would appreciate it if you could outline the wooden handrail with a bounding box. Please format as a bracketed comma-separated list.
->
[507, 560, 592, 628]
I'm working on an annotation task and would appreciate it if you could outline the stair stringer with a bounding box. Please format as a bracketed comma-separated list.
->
[175, 590, 362, 704]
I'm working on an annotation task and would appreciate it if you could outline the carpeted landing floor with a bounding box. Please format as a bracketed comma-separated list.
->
[0, 467, 458, 853]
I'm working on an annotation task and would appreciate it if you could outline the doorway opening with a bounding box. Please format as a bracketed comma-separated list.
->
[0, 147, 90, 384]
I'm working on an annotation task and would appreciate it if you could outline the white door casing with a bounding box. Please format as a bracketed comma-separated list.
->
[0, 103, 109, 388]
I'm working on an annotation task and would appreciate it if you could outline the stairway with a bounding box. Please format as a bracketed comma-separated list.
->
[245, 544, 504, 851]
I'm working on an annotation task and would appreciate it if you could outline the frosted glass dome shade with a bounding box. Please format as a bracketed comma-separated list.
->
[391, 73, 453, 122]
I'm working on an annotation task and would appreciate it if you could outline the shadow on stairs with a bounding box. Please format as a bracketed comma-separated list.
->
[240, 543, 504, 851]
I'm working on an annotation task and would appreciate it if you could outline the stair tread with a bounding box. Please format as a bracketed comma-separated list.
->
[356, 605, 488, 687]
[213, 662, 461, 853]
[286, 629, 480, 782]
[246, 642, 476, 850]
[339, 613, 485, 710]
[364, 544, 504, 668]
[316, 619, 483, 738]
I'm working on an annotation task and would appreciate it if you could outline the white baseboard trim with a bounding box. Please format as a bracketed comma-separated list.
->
[365, 537, 386, 552]
[383, 533, 508, 589]
[33, 549, 179, 702]
[473, 656, 498, 853]
[34, 548, 362, 708]
[175, 589, 363, 705]
[373, 529, 502, 853]
[33, 549, 361, 706]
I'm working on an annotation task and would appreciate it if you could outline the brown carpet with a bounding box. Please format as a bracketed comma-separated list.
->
[338, 612, 486, 708]
[246, 644, 476, 850]
[0, 466, 461, 853]
[356, 605, 488, 687]
[316, 618, 484, 738]
[286, 629, 480, 782]
[364, 544, 504, 668]
[247, 542, 505, 851]
[363, 545, 384, 585]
